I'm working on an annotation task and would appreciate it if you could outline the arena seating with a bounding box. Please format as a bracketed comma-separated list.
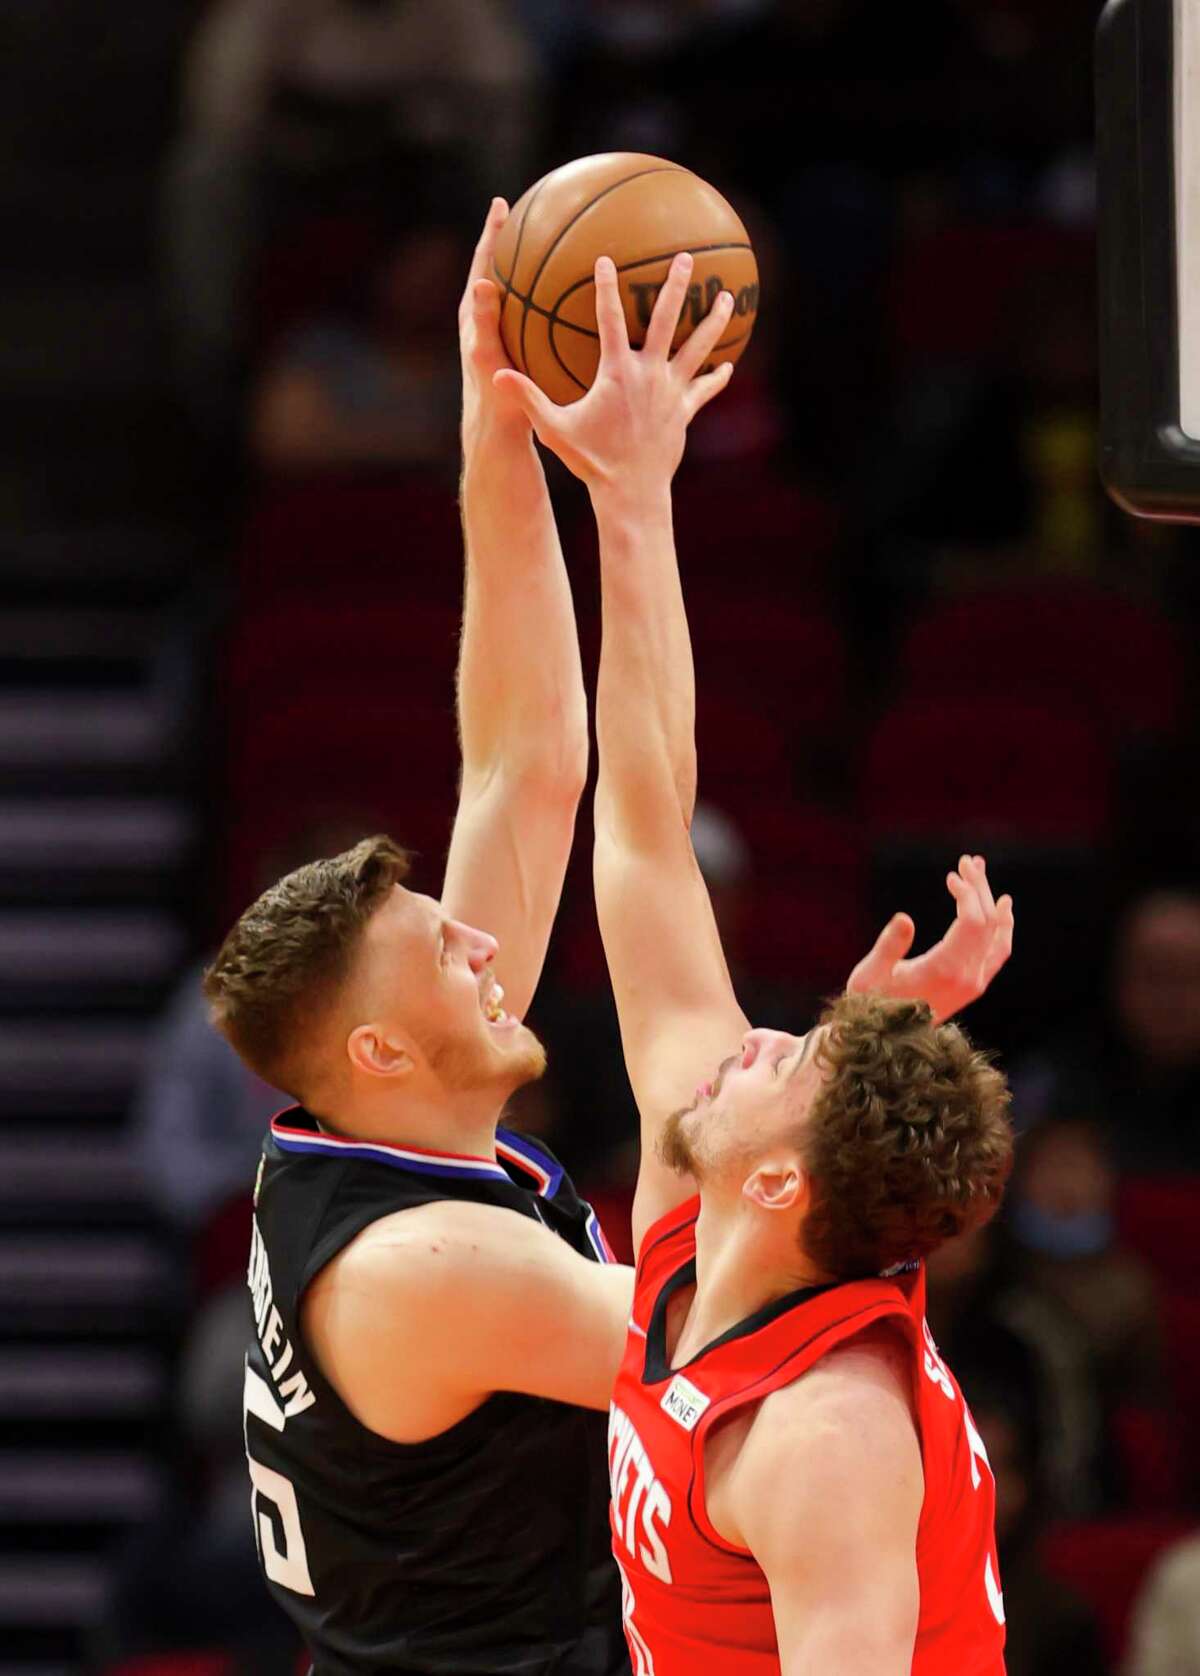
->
[1042, 1515, 1195, 1662]
[861, 695, 1113, 847]
[1117, 1175, 1200, 1287]
[890, 223, 1094, 371]
[235, 475, 465, 600]
[895, 585, 1185, 745]
[225, 597, 463, 710]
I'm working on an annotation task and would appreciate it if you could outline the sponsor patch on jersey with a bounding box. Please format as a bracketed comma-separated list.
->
[660, 1373, 710, 1432]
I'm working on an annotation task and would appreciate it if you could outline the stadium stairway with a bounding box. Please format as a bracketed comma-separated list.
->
[0, 3, 214, 1670]
[0, 534, 204, 1675]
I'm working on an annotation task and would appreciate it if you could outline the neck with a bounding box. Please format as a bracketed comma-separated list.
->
[310, 1080, 509, 1163]
[678, 1189, 829, 1358]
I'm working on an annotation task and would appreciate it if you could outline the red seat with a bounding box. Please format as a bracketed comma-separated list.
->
[896, 586, 1184, 744]
[688, 594, 848, 737]
[861, 696, 1112, 847]
[695, 696, 794, 797]
[742, 879, 868, 995]
[236, 474, 463, 598]
[1041, 1516, 1194, 1662]
[891, 223, 1093, 372]
[1163, 1292, 1200, 1495]
[225, 597, 462, 707]
[221, 695, 459, 914]
[1117, 1175, 1200, 1288]
[670, 464, 839, 586]
[733, 800, 865, 890]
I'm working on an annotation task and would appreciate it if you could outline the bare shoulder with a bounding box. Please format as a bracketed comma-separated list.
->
[303, 1198, 634, 1439]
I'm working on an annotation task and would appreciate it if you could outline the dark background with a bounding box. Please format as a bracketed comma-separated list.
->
[3, 2, 1200, 1673]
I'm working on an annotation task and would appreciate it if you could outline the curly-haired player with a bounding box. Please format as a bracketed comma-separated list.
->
[497, 251, 1016, 1675]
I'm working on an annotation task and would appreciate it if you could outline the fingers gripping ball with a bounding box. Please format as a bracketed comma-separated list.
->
[493, 153, 759, 404]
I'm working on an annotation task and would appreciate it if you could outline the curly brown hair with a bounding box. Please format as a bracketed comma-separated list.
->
[800, 992, 1013, 1279]
[203, 834, 410, 1098]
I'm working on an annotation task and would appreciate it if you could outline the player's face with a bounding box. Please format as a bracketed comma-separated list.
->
[661, 1027, 828, 1183]
[356, 885, 546, 1095]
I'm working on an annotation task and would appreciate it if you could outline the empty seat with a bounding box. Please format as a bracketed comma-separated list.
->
[670, 464, 839, 586]
[732, 799, 865, 889]
[862, 695, 1112, 847]
[224, 596, 462, 707]
[896, 586, 1184, 744]
[1116, 1175, 1200, 1288]
[742, 879, 868, 996]
[236, 475, 463, 598]
[695, 695, 796, 799]
[1041, 1516, 1194, 1662]
[688, 593, 848, 738]
[891, 223, 1093, 372]
[1163, 1292, 1200, 1495]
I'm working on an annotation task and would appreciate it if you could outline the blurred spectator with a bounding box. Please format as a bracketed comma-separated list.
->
[970, 1390, 1110, 1676]
[250, 217, 464, 471]
[133, 820, 375, 1236]
[1014, 889, 1200, 1172]
[163, 0, 538, 431]
[1003, 1117, 1177, 1510]
[132, 956, 285, 1236]
[925, 1224, 1092, 1514]
[927, 1154, 1175, 1523]
[1124, 1530, 1200, 1676]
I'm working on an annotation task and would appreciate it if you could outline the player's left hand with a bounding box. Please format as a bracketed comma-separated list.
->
[460, 197, 525, 449]
[846, 854, 1014, 1025]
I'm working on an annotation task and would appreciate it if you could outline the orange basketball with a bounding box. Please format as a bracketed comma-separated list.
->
[493, 153, 759, 405]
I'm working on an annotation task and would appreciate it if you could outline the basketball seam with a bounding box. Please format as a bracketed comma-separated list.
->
[495, 180, 548, 375]
[519, 165, 687, 373]
[517, 238, 754, 331]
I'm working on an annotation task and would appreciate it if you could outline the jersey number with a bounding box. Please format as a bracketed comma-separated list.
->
[244, 1360, 316, 1597]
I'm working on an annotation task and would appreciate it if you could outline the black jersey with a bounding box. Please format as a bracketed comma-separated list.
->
[245, 1106, 630, 1676]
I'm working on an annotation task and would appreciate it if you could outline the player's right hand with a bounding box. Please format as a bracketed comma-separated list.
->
[490, 252, 734, 502]
[460, 197, 524, 448]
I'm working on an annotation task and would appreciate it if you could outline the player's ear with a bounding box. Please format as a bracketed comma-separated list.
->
[743, 1157, 807, 1215]
[347, 1024, 415, 1081]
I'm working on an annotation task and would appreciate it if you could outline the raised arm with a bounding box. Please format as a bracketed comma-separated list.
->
[494, 256, 744, 1249]
[439, 200, 589, 1023]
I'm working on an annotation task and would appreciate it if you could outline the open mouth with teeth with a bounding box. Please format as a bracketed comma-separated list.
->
[481, 981, 509, 1027]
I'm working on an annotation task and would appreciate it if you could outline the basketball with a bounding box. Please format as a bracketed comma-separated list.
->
[493, 153, 759, 405]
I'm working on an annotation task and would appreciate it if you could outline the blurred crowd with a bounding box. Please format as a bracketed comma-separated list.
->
[97, 2, 1200, 1673]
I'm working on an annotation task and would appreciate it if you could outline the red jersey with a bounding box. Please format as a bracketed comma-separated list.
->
[608, 1198, 1006, 1676]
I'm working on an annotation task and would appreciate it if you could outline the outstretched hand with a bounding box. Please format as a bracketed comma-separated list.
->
[491, 252, 735, 500]
[847, 855, 1014, 1025]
